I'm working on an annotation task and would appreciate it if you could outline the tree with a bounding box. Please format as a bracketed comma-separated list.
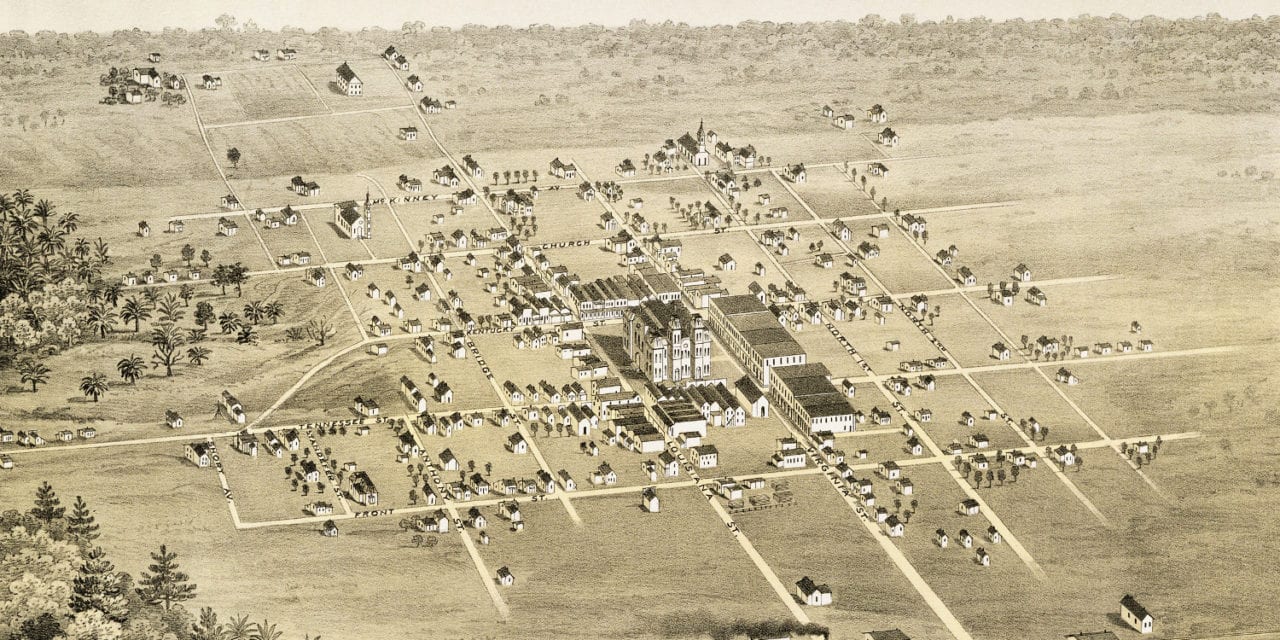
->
[116, 355, 145, 384]
[264, 301, 284, 324]
[243, 300, 265, 325]
[179, 283, 195, 306]
[157, 294, 185, 324]
[71, 546, 128, 622]
[226, 147, 241, 169]
[86, 304, 117, 338]
[136, 544, 197, 609]
[195, 301, 215, 328]
[192, 607, 227, 640]
[31, 481, 65, 521]
[251, 620, 283, 640]
[79, 372, 109, 402]
[986, 470, 995, 488]
[1010, 465, 1020, 483]
[200, 249, 212, 267]
[237, 326, 257, 344]
[19, 357, 50, 392]
[219, 312, 241, 334]
[226, 615, 252, 640]
[67, 495, 101, 540]
[306, 318, 335, 346]
[121, 296, 151, 332]
[187, 346, 212, 366]
[18, 613, 61, 640]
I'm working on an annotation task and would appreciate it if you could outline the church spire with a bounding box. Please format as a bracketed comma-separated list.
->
[362, 190, 372, 239]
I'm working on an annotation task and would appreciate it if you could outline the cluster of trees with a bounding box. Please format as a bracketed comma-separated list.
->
[0, 190, 113, 355]
[490, 169, 537, 186]
[3, 481, 314, 640]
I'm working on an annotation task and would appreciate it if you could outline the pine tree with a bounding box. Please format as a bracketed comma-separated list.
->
[71, 547, 130, 622]
[136, 544, 197, 609]
[30, 481, 66, 522]
[67, 496, 100, 541]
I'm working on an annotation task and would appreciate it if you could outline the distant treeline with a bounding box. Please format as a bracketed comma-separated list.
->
[0, 14, 1275, 79]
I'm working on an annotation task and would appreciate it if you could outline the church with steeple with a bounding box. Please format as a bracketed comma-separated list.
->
[334, 191, 373, 239]
[676, 120, 711, 167]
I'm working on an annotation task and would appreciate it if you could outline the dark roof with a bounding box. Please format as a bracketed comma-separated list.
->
[1120, 595, 1151, 620]
[336, 62, 358, 82]
[866, 630, 911, 640]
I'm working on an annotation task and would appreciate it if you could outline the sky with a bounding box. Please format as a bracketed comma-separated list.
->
[2, 0, 1275, 32]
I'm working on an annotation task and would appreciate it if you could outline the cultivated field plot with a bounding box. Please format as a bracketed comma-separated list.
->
[853, 228, 956, 294]
[0, 443, 488, 639]
[205, 109, 437, 180]
[316, 422, 423, 512]
[677, 231, 793, 293]
[532, 188, 621, 245]
[973, 273, 1272, 352]
[269, 337, 502, 425]
[603, 176, 729, 232]
[475, 488, 797, 640]
[894, 380, 1026, 453]
[733, 474, 955, 640]
[0, 82, 210, 188]
[473, 333, 581, 393]
[214, 435, 324, 522]
[701, 413, 803, 480]
[923, 293, 1028, 368]
[532, 434, 655, 492]
[107, 209, 278, 279]
[787, 163, 885, 219]
[771, 251, 851, 301]
[416, 422, 545, 489]
[299, 59, 409, 113]
[835, 309, 942, 374]
[1059, 348, 1276, 442]
[536, 243, 631, 281]
[188, 65, 330, 124]
[970, 369, 1099, 445]
[253, 215, 327, 265]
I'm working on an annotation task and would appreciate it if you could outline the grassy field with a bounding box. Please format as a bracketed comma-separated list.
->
[188, 65, 330, 124]
[733, 474, 955, 640]
[475, 487, 797, 640]
[4, 35, 1280, 640]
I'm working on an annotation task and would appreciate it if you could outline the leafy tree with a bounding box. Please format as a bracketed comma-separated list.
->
[19, 357, 50, 392]
[31, 481, 65, 522]
[19, 613, 61, 640]
[79, 372, 109, 402]
[194, 301, 215, 328]
[227, 147, 241, 169]
[179, 283, 196, 306]
[71, 546, 128, 621]
[187, 346, 212, 366]
[67, 495, 101, 540]
[136, 544, 197, 609]
[116, 355, 145, 384]
[200, 249, 212, 267]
